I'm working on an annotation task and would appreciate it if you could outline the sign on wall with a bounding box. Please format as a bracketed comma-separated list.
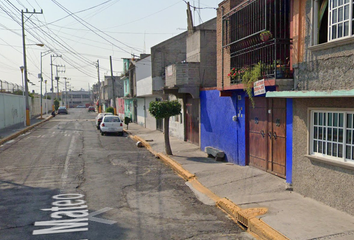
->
[254, 79, 266, 96]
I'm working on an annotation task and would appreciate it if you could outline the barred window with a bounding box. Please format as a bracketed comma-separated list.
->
[311, 110, 354, 163]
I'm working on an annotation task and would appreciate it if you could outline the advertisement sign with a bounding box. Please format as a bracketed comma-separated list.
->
[254, 79, 266, 96]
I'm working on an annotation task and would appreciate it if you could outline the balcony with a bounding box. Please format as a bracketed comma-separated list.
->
[223, 0, 293, 90]
[165, 62, 200, 98]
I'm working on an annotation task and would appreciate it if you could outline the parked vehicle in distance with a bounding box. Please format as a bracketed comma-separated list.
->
[57, 106, 68, 114]
[76, 105, 85, 108]
[100, 115, 123, 136]
[88, 106, 95, 112]
[95, 112, 113, 130]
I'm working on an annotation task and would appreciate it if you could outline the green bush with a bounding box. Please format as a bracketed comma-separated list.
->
[54, 99, 60, 110]
[106, 107, 114, 114]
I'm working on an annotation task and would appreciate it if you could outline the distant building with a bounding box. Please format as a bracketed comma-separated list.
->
[62, 90, 92, 108]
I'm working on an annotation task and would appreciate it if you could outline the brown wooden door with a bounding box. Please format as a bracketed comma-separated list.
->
[248, 98, 268, 171]
[267, 99, 286, 178]
[185, 96, 199, 145]
[248, 98, 286, 178]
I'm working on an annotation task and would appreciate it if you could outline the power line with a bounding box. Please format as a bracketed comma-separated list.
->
[51, 0, 142, 54]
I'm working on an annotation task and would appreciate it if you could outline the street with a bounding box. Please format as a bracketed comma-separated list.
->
[0, 108, 253, 240]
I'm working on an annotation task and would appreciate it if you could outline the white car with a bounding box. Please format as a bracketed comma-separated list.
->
[100, 115, 124, 136]
[95, 112, 113, 130]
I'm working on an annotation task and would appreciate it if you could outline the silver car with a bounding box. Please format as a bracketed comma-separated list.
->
[100, 116, 123, 136]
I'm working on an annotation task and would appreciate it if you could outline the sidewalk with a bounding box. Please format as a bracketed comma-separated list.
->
[0, 115, 52, 145]
[124, 123, 354, 240]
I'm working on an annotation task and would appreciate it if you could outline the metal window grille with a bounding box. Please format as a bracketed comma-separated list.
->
[223, 0, 292, 84]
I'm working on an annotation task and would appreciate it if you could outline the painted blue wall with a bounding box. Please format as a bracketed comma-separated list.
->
[200, 89, 246, 165]
[286, 99, 293, 184]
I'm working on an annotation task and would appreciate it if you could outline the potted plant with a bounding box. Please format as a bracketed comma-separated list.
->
[273, 59, 289, 78]
[260, 30, 273, 42]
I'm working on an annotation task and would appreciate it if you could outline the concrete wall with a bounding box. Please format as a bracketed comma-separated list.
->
[293, 98, 354, 216]
[151, 32, 187, 79]
[145, 97, 158, 130]
[0, 93, 25, 129]
[165, 63, 200, 87]
[168, 96, 184, 141]
[187, 29, 217, 88]
[136, 98, 145, 127]
[293, 0, 354, 91]
[200, 89, 246, 165]
[0, 93, 51, 129]
[137, 77, 153, 97]
[136, 56, 151, 82]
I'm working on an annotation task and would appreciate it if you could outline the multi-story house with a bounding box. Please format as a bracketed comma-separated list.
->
[201, 0, 293, 183]
[149, 31, 189, 132]
[101, 76, 122, 112]
[134, 54, 154, 128]
[118, 58, 131, 120]
[264, 0, 354, 216]
[165, 17, 217, 145]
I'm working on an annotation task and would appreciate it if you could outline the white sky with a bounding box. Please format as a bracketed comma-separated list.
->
[0, 0, 218, 94]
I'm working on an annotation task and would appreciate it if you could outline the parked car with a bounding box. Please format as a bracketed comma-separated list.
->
[100, 115, 123, 136]
[57, 106, 68, 114]
[95, 112, 113, 130]
[76, 105, 85, 108]
[88, 106, 95, 112]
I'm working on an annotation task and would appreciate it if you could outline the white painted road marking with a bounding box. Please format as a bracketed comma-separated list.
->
[33, 193, 116, 236]
[88, 208, 116, 225]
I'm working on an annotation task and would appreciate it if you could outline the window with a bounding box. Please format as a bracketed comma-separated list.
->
[311, 110, 354, 163]
[328, 0, 351, 41]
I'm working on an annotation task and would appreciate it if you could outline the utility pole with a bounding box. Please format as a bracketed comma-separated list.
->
[54, 65, 65, 102]
[96, 59, 101, 113]
[110, 56, 116, 115]
[63, 77, 70, 108]
[44, 79, 47, 115]
[40, 50, 51, 119]
[50, 54, 62, 111]
[22, 9, 43, 126]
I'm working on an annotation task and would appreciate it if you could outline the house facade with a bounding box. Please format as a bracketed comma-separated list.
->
[265, 0, 354, 215]
[201, 0, 293, 184]
[101, 76, 122, 112]
[119, 58, 131, 120]
[164, 17, 217, 144]
[150, 31, 188, 133]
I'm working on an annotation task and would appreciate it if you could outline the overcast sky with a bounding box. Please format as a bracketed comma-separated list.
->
[0, 0, 218, 94]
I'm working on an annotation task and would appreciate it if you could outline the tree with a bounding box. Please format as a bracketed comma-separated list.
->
[54, 98, 60, 110]
[106, 107, 114, 114]
[149, 100, 181, 155]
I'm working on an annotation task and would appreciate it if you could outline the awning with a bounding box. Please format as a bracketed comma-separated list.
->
[266, 89, 354, 98]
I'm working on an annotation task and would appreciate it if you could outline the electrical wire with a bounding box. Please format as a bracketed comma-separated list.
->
[51, 0, 142, 54]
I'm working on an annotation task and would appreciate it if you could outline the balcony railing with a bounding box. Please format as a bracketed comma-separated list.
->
[223, 0, 292, 84]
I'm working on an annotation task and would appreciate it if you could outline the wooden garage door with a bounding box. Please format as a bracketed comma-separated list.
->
[248, 98, 286, 178]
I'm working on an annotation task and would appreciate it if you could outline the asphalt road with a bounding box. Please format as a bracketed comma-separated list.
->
[0, 108, 254, 240]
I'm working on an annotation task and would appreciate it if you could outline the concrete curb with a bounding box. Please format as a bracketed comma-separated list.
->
[127, 133, 290, 240]
[125, 132, 196, 181]
[0, 116, 53, 146]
